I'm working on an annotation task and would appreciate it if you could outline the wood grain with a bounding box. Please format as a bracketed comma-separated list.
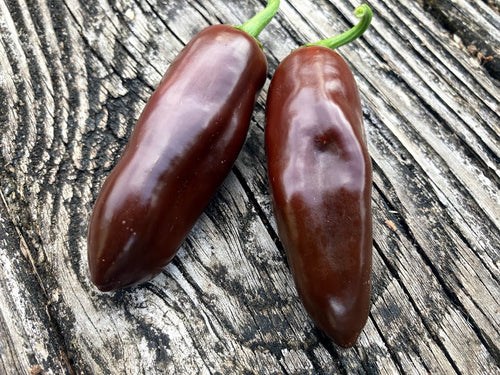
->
[1, 0, 499, 373]
[419, 0, 500, 79]
[0, 196, 69, 374]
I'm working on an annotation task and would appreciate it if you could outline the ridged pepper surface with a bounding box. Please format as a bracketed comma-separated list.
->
[265, 5, 373, 347]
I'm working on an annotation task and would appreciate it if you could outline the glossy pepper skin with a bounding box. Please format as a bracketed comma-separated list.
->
[265, 46, 372, 347]
[87, 25, 267, 291]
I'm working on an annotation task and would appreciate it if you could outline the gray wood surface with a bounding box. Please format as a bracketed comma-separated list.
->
[1, 0, 499, 373]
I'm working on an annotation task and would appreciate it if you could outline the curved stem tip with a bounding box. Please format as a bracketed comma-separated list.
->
[307, 4, 372, 50]
[236, 0, 280, 40]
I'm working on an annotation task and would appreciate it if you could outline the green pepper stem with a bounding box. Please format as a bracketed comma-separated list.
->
[236, 0, 280, 39]
[307, 4, 372, 49]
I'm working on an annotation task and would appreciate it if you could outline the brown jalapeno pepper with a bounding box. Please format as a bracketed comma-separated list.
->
[87, 1, 279, 292]
[265, 5, 373, 347]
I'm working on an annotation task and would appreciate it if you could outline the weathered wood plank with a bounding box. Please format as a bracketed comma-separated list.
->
[0, 194, 70, 374]
[0, 0, 499, 373]
[420, 0, 500, 79]
[238, 1, 500, 372]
